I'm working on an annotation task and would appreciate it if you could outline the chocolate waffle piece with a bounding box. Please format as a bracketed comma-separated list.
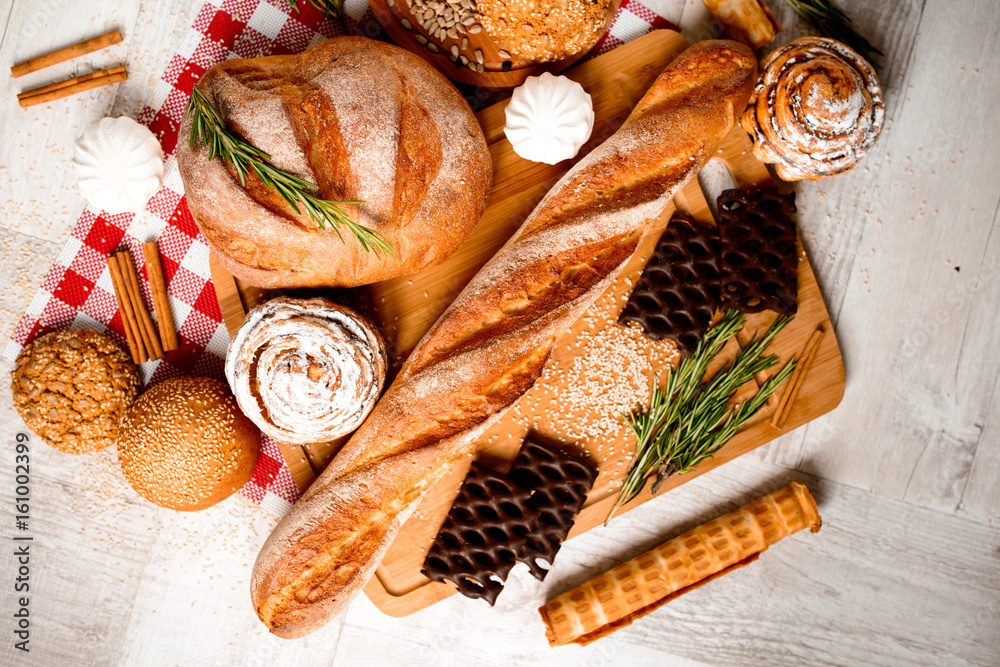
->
[717, 188, 799, 314]
[509, 438, 598, 581]
[617, 214, 722, 356]
[421, 461, 539, 605]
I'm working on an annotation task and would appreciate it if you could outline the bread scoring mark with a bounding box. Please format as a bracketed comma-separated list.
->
[393, 83, 443, 231]
[210, 68, 320, 229]
[296, 83, 355, 203]
[311, 47, 403, 232]
[408, 230, 640, 375]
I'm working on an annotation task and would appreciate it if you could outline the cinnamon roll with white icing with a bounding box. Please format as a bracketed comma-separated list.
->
[225, 297, 387, 445]
[741, 37, 885, 181]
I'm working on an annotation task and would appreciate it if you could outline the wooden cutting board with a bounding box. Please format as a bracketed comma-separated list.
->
[209, 30, 845, 616]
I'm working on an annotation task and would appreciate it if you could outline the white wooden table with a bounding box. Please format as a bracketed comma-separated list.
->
[1, 0, 998, 665]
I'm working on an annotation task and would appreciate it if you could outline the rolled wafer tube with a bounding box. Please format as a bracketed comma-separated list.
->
[538, 481, 821, 646]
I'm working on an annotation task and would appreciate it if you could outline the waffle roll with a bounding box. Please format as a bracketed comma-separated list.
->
[538, 481, 821, 646]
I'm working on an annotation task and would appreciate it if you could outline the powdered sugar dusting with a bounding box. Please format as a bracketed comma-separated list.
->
[226, 297, 387, 444]
[742, 37, 885, 181]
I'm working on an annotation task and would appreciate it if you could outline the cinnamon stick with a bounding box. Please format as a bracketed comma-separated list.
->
[118, 250, 163, 360]
[18, 67, 128, 108]
[11, 30, 123, 78]
[771, 328, 825, 429]
[107, 254, 146, 364]
[142, 241, 179, 352]
[17, 65, 126, 101]
[115, 252, 155, 361]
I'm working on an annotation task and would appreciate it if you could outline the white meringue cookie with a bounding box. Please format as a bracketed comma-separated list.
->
[73, 117, 164, 214]
[504, 72, 595, 165]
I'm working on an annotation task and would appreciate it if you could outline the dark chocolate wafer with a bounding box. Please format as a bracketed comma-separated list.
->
[421, 461, 539, 605]
[617, 214, 722, 356]
[509, 438, 598, 581]
[717, 188, 799, 314]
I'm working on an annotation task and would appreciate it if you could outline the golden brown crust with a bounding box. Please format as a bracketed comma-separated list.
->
[741, 37, 884, 181]
[701, 0, 780, 49]
[177, 36, 492, 289]
[477, 0, 614, 64]
[11, 329, 139, 455]
[250, 40, 757, 638]
[117, 376, 261, 511]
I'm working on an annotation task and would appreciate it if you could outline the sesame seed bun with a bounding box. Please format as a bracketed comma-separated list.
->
[116, 376, 261, 511]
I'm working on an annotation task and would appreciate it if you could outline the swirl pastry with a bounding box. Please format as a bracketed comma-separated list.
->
[741, 37, 885, 181]
[225, 297, 387, 445]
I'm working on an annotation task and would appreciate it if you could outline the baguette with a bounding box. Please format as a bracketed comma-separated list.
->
[250, 40, 758, 638]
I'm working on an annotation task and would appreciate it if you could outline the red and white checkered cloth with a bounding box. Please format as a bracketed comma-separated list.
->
[4, 0, 674, 515]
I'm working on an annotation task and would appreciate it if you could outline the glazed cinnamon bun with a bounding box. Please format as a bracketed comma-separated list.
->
[741, 37, 885, 181]
[225, 297, 387, 445]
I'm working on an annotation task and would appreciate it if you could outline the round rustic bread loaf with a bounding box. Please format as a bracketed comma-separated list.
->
[177, 36, 492, 289]
[116, 376, 260, 511]
[11, 329, 139, 455]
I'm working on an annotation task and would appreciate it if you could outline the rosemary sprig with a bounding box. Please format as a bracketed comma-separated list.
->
[285, 0, 343, 20]
[608, 311, 797, 524]
[783, 0, 883, 67]
[185, 87, 392, 257]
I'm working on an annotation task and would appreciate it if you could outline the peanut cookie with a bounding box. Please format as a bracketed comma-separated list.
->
[11, 329, 140, 454]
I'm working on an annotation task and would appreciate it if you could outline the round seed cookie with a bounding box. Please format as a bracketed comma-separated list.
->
[11, 329, 140, 455]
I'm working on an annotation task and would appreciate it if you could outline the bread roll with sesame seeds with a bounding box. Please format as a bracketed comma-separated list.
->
[251, 40, 757, 638]
[477, 0, 613, 64]
[116, 376, 261, 511]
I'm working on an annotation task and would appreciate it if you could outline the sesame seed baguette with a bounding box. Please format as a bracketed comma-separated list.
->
[250, 40, 758, 638]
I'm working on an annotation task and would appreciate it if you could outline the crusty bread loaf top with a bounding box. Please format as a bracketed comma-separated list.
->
[250, 40, 757, 639]
[177, 36, 492, 289]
